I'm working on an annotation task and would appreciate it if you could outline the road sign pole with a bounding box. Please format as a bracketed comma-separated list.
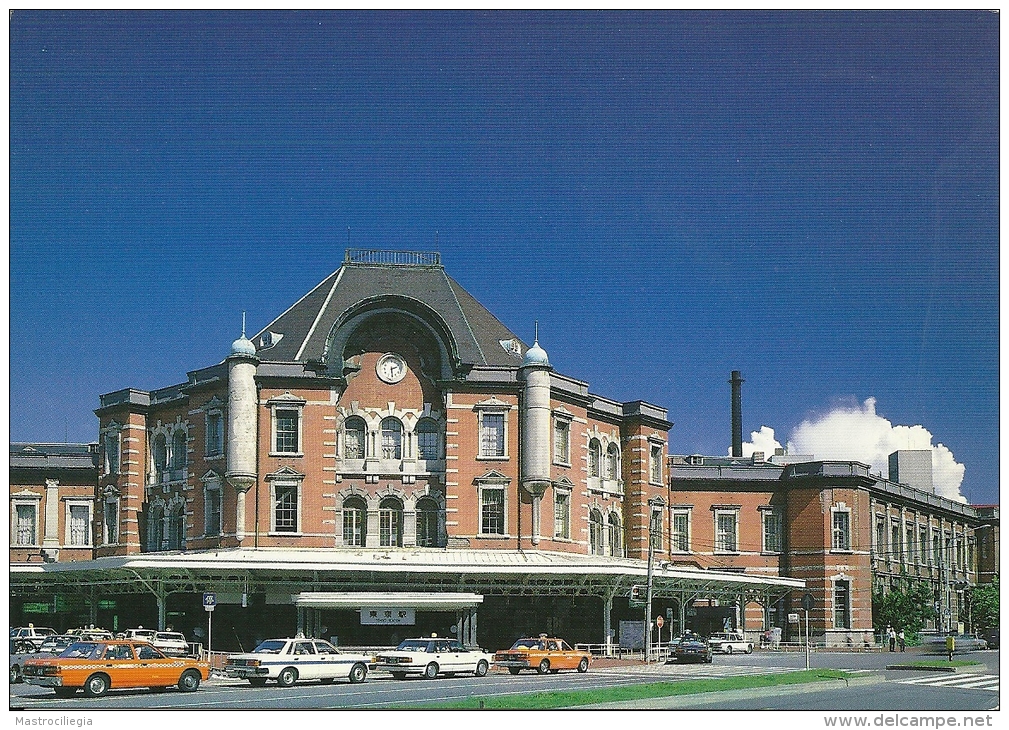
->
[804, 608, 809, 671]
[208, 610, 212, 659]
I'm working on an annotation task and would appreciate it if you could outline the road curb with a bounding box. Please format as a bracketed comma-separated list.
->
[574, 674, 886, 710]
[885, 664, 983, 674]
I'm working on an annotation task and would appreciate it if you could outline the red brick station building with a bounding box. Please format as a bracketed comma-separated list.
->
[9, 250, 995, 652]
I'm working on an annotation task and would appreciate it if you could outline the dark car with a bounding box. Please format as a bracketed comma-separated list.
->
[669, 633, 712, 663]
[982, 628, 999, 650]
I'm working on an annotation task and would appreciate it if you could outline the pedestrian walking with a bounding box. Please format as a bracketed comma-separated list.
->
[887, 626, 896, 652]
[898, 630, 906, 652]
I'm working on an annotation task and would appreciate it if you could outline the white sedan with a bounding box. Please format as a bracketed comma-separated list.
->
[225, 638, 373, 686]
[374, 637, 493, 679]
[708, 631, 754, 654]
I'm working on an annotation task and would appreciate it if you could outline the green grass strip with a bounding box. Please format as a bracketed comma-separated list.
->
[894, 660, 980, 668]
[398, 669, 853, 710]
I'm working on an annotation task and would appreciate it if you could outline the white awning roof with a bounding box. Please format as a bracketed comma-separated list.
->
[294, 592, 483, 610]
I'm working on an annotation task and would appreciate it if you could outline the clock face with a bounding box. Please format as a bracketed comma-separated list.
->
[376, 353, 407, 384]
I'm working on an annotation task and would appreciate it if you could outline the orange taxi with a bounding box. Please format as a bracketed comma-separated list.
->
[22, 639, 209, 698]
[494, 635, 590, 675]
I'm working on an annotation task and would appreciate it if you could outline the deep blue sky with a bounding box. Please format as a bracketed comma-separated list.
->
[10, 11, 999, 504]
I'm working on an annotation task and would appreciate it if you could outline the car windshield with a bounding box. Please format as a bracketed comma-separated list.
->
[39, 637, 75, 651]
[394, 640, 433, 652]
[510, 639, 543, 649]
[59, 642, 105, 659]
[253, 640, 287, 654]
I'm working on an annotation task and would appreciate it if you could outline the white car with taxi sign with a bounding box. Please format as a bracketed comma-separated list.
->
[374, 636, 493, 679]
[225, 638, 373, 687]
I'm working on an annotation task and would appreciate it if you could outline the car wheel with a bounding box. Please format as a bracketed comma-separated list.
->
[537, 659, 550, 675]
[177, 669, 201, 692]
[508, 667, 520, 675]
[726, 645, 733, 654]
[474, 660, 489, 677]
[349, 663, 367, 684]
[277, 667, 298, 687]
[577, 657, 589, 673]
[745, 645, 753, 654]
[84, 673, 110, 698]
[391, 672, 407, 680]
[248, 678, 267, 687]
[54, 687, 77, 699]
[423, 662, 439, 680]
[9, 664, 22, 684]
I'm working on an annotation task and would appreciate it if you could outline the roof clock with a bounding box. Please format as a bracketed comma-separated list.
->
[376, 353, 407, 384]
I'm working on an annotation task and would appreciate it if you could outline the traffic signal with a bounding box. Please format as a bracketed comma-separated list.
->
[630, 585, 644, 602]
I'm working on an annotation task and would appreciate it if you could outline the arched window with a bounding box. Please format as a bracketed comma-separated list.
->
[608, 512, 623, 557]
[342, 496, 367, 547]
[589, 509, 604, 555]
[344, 417, 366, 460]
[416, 497, 440, 547]
[588, 439, 601, 478]
[379, 497, 403, 547]
[147, 504, 164, 552]
[416, 418, 440, 461]
[381, 418, 403, 460]
[153, 434, 168, 476]
[605, 443, 620, 481]
[172, 430, 187, 470]
[166, 503, 185, 551]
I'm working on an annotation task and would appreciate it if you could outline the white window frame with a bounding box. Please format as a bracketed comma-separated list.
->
[11, 495, 41, 547]
[204, 477, 223, 537]
[761, 508, 783, 554]
[64, 500, 93, 547]
[589, 509, 605, 555]
[588, 439, 601, 478]
[552, 413, 572, 467]
[648, 440, 664, 485]
[831, 508, 852, 552]
[478, 485, 507, 536]
[103, 497, 120, 545]
[103, 427, 121, 476]
[671, 508, 691, 553]
[269, 395, 306, 457]
[171, 428, 188, 471]
[553, 486, 571, 540]
[833, 578, 851, 629]
[905, 522, 917, 564]
[477, 409, 508, 460]
[379, 497, 404, 547]
[415, 417, 441, 461]
[342, 415, 368, 460]
[270, 480, 302, 534]
[607, 512, 623, 557]
[873, 514, 886, 557]
[919, 525, 929, 567]
[341, 495, 368, 547]
[205, 410, 224, 458]
[714, 508, 739, 553]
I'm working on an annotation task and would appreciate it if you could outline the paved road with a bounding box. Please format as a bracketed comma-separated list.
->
[9, 649, 998, 711]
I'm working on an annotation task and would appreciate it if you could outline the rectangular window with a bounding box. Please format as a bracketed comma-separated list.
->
[105, 431, 120, 475]
[932, 530, 941, 566]
[481, 488, 505, 534]
[553, 490, 570, 539]
[273, 483, 298, 533]
[68, 504, 90, 547]
[479, 413, 505, 458]
[343, 507, 365, 547]
[832, 511, 851, 551]
[206, 413, 223, 456]
[14, 504, 37, 546]
[104, 501, 118, 544]
[834, 580, 850, 629]
[417, 427, 439, 461]
[275, 410, 300, 453]
[715, 511, 737, 552]
[672, 511, 690, 552]
[763, 511, 783, 553]
[874, 516, 885, 557]
[649, 443, 663, 484]
[906, 523, 916, 564]
[650, 508, 663, 549]
[919, 526, 929, 566]
[205, 488, 221, 536]
[553, 419, 570, 464]
[379, 508, 401, 547]
[891, 521, 901, 561]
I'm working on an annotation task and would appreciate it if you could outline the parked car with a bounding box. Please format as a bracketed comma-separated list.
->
[670, 632, 713, 663]
[66, 628, 115, 642]
[921, 632, 989, 655]
[982, 628, 999, 650]
[22, 639, 209, 697]
[10, 626, 57, 653]
[494, 636, 591, 675]
[708, 631, 754, 655]
[374, 636, 494, 679]
[152, 631, 189, 656]
[11, 634, 81, 684]
[122, 628, 157, 643]
[225, 638, 373, 687]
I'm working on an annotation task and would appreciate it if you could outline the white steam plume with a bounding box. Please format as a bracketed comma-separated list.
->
[738, 397, 966, 503]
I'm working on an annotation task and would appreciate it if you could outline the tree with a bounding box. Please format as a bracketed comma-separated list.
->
[872, 580, 936, 640]
[964, 576, 999, 632]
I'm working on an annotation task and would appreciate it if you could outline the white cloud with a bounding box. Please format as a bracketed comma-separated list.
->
[741, 397, 966, 503]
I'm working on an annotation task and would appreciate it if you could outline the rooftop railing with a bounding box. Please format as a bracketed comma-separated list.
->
[344, 249, 441, 267]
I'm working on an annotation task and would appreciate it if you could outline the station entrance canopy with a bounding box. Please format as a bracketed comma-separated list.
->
[10, 547, 803, 608]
